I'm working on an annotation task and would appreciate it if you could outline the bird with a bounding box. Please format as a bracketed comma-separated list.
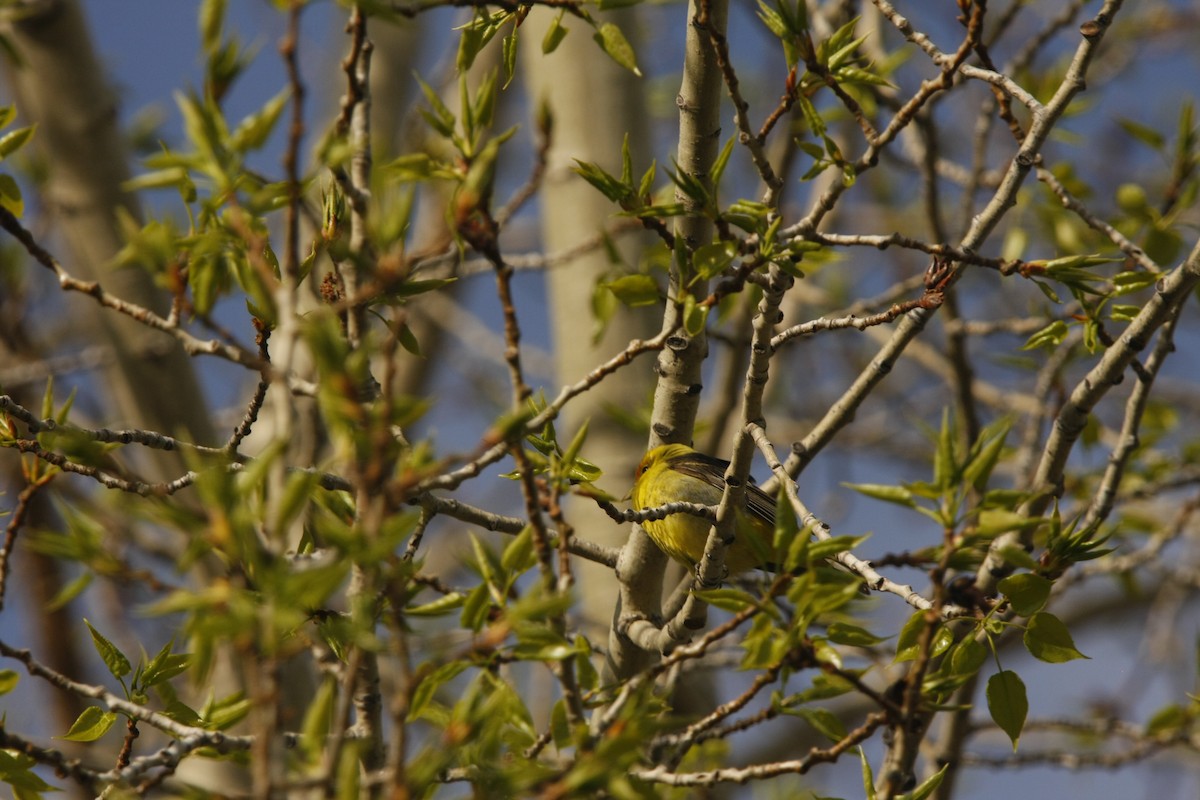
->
[630, 443, 781, 575]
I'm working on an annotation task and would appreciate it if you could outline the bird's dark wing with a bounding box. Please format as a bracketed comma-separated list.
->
[667, 450, 778, 528]
[743, 480, 779, 528]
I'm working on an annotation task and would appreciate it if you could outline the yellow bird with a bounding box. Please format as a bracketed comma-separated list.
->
[630, 443, 780, 574]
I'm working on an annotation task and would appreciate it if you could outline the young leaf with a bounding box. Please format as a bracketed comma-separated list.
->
[0, 124, 35, 159]
[792, 707, 847, 742]
[603, 274, 661, 307]
[682, 293, 710, 336]
[902, 763, 949, 800]
[1024, 611, 1088, 663]
[998, 573, 1051, 617]
[948, 636, 987, 677]
[410, 661, 470, 720]
[843, 482, 916, 508]
[230, 88, 289, 152]
[692, 240, 737, 281]
[58, 706, 118, 742]
[84, 619, 132, 681]
[859, 746, 878, 800]
[986, 670, 1028, 750]
[502, 31, 518, 89]
[593, 22, 642, 76]
[711, 136, 736, 189]
[826, 622, 885, 647]
[0, 173, 23, 216]
[573, 159, 628, 203]
[542, 12, 569, 54]
[140, 640, 192, 688]
[894, 611, 926, 663]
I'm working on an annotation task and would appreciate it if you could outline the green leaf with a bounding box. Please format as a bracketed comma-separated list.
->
[230, 88, 289, 152]
[513, 624, 576, 661]
[405, 592, 466, 617]
[963, 419, 1010, 491]
[502, 31, 518, 89]
[620, 132, 633, 186]
[1145, 703, 1188, 736]
[859, 746, 877, 800]
[175, 89, 227, 170]
[796, 93, 828, 139]
[46, 570, 92, 611]
[561, 419, 589, 467]
[0, 124, 35, 159]
[711, 136, 736, 189]
[933, 407, 955, 489]
[975, 510, 1031, 538]
[986, 670, 1028, 750]
[416, 74, 457, 139]
[395, 321, 422, 356]
[593, 22, 641, 76]
[998, 573, 1051, 617]
[199, 0, 226, 53]
[542, 12, 569, 54]
[551, 697, 572, 749]
[1143, 224, 1183, 264]
[948, 636, 987, 677]
[894, 612, 952, 662]
[682, 293, 709, 336]
[1118, 117, 1165, 151]
[84, 619, 131, 681]
[58, 706, 118, 742]
[140, 640, 192, 688]
[1024, 611, 1088, 663]
[382, 276, 458, 300]
[692, 240, 737, 281]
[637, 159, 657, 199]
[807, 534, 868, 562]
[385, 153, 435, 182]
[775, 486, 803, 569]
[826, 622, 885, 647]
[756, 0, 787, 40]
[299, 679, 336, 761]
[0, 749, 59, 796]
[501, 525, 535, 573]
[843, 483, 916, 508]
[894, 611, 925, 662]
[995, 543, 1040, 571]
[1109, 304, 1140, 322]
[836, 65, 896, 89]
[792, 706, 846, 742]
[123, 167, 194, 194]
[668, 159, 711, 205]
[900, 763, 948, 800]
[573, 159, 627, 203]
[694, 587, 758, 612]
[460, 583, 491, 631]
[471, 66, 501, 136]
[603, 274, 661, 306]
[456, 14, 489, 73]
[0, 669, 18, 695]
[410, 662, 470, 721]
[1115, 183, 1149, 215]
[203, 692, 251, 730]
[0, 173, 23, 216]
[275, 469, 318, 535]
[1031, 278, 1061, 304]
